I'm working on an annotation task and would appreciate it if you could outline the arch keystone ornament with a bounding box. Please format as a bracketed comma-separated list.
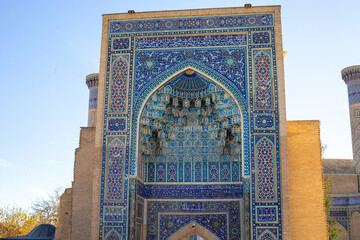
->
[93, 6, 289, 240]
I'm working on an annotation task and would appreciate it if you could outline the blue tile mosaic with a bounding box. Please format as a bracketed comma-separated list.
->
[143, 184, 242, 199]
[256, 228, 277, 240]
[112, 38, 130, 50]
[109, 14, 274, 33]
[139, 73, 242, 183]
[253, 31, 270, 44]
[135, 34, 247, 49]
[256, 206, 277, 222]
[146, 200, 241, 240]
[98, 10, 282, 240]
[255, 114, 275, 129]
[109, 57, 128, 113]
[255, 135, 275, 201]
[108, 118, 126, 131]
[253, 49, 273, 109]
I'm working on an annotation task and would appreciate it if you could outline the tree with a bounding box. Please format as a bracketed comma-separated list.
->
[324, 175, 342, 240]
[0, 188, 62, 238]
[0, 206, 38, 238]
[31, 188, 61, 226]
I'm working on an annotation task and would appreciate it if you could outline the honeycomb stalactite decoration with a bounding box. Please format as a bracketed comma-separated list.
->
[138, 70, 242, 183]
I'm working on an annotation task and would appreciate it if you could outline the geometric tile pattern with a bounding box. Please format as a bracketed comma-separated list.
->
[134, 47, 247, 103]
[350, 107, 360, 173]
[143, 184, 243, 199]
[88, 84, 98, 127]
[329, 197, 360, 238]
[244, 179, 251, 239]
[109, 58, 128, 113]
[109, 14, 274, 33]
[259, 232, 276, 240]
[253, 31, 270, 44]
[104, 206, 123, 221]
[146, 200, 241, 240]
[108, 118, 126, 131]
[136, 34, 246, 49]
[256, 206, 277, 222]
[256, 135, 275, 201]
[106, 138, 125, 201]
[160, 214, 227, 240]
[343, 69, 360, 105]
[112, 38, 130, 50]
[254, 114, 275, 130]
[254, 49, 272, 109]
[89, 87, 98, 110]
[256, 228, 277, 240]
[104, 228, 122, 240]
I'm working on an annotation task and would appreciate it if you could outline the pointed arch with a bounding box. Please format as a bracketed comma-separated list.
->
[333, 222, 349, 240]
[108, 137, 125, 148]
[105, 229, 121, 240]
[131, 63, 249, 178]
[135, 68, 244, 182]
[258, 229, 276, 240]
[134, 59, 247, 118]
[168, 222, 220, 240]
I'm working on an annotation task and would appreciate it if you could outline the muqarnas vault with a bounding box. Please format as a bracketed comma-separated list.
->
[54, 6, 312, 240]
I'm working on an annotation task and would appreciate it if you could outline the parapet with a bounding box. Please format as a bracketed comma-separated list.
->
[86, 73, 99, 88]
[342, 65, 360, 83]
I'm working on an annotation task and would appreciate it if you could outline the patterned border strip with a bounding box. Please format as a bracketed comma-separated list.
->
[134, 33, 247, 49]
[109, 14, 274, 33]
[143, 184, 243, 199]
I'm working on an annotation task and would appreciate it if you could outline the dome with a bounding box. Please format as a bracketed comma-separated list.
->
[1, 224, 55, 240]
[172, 70, 208, 97]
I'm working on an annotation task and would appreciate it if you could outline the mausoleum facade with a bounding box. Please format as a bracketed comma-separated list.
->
[54, 6, 330, 240]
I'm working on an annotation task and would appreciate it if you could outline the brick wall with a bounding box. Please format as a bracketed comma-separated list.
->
[55, 188, 72, 240]
[70, 127, 96, 240]
[287, 120, 328, 239]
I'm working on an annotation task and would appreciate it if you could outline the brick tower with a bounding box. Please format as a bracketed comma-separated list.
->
[86, 73, 99, 127]
[342, 65, 360, 173]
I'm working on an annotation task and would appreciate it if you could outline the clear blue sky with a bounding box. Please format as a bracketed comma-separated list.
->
[0, 0, 359, 208]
